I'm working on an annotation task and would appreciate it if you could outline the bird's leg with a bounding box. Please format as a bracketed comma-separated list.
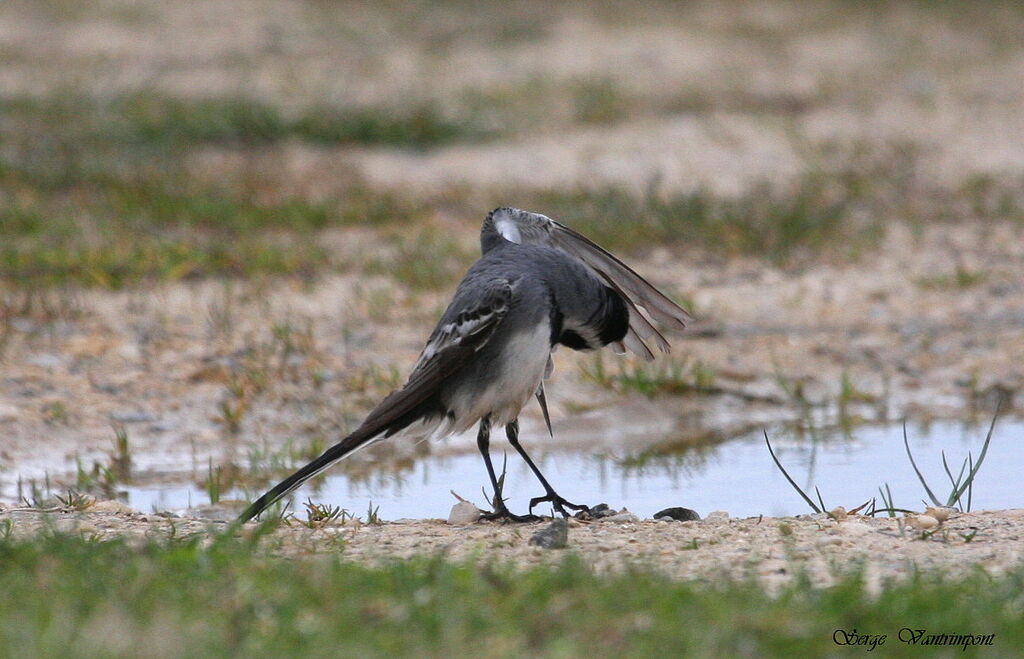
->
[505, 420, 590, 518]
[476, 418, 540, 523]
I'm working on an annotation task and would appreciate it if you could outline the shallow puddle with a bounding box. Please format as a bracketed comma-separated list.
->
[123, 418, 1022, 520]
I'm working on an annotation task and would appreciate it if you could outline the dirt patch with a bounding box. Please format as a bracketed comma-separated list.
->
[2, 502, 1021, 591]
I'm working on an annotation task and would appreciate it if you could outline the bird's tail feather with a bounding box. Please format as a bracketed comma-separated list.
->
[237, 427, 377, 523]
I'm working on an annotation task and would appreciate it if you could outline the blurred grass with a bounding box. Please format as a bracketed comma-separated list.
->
[362, 227, 477, 291]
[0, 531, 1021, 658]
[0, 90, 484, 288]
[0, 156, 429, 287]
[516, 178, 885, 263]
[511, 143, 950, 261]
[0, 93, 488, 149]
[2, 86, 1023, 289]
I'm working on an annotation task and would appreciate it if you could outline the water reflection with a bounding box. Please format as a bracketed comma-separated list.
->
[123, 419, 1022, 520]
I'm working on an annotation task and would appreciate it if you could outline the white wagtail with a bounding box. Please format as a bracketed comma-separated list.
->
[238, 207, 691, 523]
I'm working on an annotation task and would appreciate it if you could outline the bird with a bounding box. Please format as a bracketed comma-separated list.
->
[237, 207, 692, 523]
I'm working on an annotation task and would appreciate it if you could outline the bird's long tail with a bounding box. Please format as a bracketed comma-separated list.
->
[237, 427, 377, 523]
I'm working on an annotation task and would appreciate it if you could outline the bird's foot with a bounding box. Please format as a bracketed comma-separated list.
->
[528, 493, 589, 518]
[480, 505, 542, 524]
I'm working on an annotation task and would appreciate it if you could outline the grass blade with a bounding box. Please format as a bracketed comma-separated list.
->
[815, 486, 827, 513]
[966, 453, 974, 512]
[941, 450, 968, 495]
[903, 422, 941, 506]
[877, 486, 892, 517]
[946, 401, 1001, 508]
[765, 430, 821, 514]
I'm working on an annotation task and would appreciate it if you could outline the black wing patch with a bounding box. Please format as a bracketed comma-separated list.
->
[488, 207, 692, 360]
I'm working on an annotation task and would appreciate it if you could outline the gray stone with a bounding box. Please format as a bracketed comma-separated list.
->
[587, 503, 617, 519]
[653, 507, 701, 522]
[529, 518, 569, 549]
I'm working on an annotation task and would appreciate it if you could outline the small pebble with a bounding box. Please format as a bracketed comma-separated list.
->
[602, 511, 640, 523]
[585, 503, 617, 519]
[907, 514, 939, 530]
[529, 518, 568, 549]
[758, 559, 789, 576]
[118, 344, 142, 361]
[925, 506, 955, 523]
[447, 501, 481, 525]
[28, 354, 63, 369]
[653, 507, 701, 522]
[91, 500, 136, 514]
[836, 521, 872, 536]
[109, 410, 157, 424]
[0, 404, 19, 422]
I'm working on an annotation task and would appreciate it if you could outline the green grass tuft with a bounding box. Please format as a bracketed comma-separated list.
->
[0, 92, 489, 150]
[0, 532, 1020, 657]
[581, 353, 717, 397]
[0, 156, 428, 287]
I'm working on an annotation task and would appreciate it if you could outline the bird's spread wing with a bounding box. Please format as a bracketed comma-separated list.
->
[492, 209, 692, 360]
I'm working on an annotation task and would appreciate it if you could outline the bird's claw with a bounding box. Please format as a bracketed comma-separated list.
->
[480, 506, 543, 523]
[528, 494, 590, 518]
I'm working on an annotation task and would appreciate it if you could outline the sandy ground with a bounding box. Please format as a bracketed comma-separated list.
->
[2, 501, 1021, 590]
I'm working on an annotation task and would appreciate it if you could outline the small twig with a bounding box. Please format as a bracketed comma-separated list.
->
[848, 499, 872, 515]
[865, 507, 917, 517]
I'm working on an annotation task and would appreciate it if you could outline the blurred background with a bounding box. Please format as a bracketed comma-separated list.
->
[1, 1, 1022, 519]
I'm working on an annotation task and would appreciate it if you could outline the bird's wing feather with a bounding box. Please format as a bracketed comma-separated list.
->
[496, 210, 691, 360]
[370, 279, 514, 434]
[237, 281, 513, 523]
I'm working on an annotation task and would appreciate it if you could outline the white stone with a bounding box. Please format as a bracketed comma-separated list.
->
[908, 514, 939, 530]
[925, 506, 955, 523]
[837, 521, 873, 536]
[447, 501, 481, 525]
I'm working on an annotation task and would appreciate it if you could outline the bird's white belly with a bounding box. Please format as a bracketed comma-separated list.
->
[448, 320, 551, 432]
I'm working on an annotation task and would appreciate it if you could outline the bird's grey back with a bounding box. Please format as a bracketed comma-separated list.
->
[436, 240, 621, 343]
